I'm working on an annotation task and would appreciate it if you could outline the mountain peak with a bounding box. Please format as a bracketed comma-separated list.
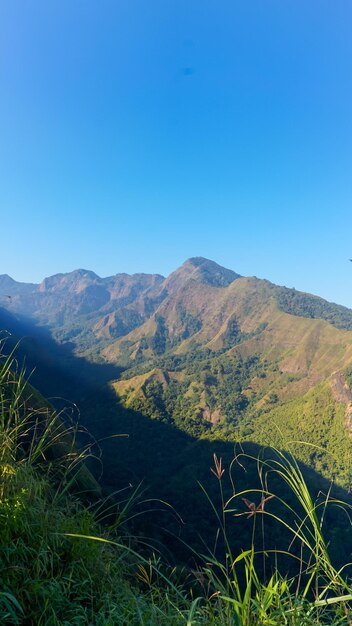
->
[0, 273, 15, 284]
[0, 274, 36, 294]
[39, 269, 101, 293]
[169, 257, 241, 288]
[184, 256, 213, 267]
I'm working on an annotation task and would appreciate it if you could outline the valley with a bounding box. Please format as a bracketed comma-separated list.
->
[1, 257, 351, 491]
[2, 257, 352, 622]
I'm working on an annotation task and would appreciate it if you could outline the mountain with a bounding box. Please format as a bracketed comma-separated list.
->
[0, 257, 240, 354]
[162, 256, 241, 290]
[0, 268, 165, 351]
[1, 258, 352, 488]
[108, 273, 352, 486]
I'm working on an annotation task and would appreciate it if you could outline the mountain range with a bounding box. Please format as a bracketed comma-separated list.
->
[1, 257, 352, 488]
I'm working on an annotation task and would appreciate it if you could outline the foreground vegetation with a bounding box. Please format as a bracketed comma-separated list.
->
[1, 342, 352, 624]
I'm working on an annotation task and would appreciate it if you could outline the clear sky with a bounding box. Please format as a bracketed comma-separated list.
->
[1, 1, 352, 306]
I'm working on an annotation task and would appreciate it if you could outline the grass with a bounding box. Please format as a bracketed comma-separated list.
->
[196, 447, 352, 624]
[0, 338, 352, 624]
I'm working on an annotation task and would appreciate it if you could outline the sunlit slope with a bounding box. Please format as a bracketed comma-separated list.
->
[105, 275, 352, 382]
[1, 258, 352, 487]
[109, 274, 352, 487]
[2, 257, 352, 364]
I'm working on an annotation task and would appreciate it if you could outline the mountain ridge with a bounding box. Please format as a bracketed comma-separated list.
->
[1, 257, 352, 488]
[1, 256, 351, 316]
[2, 258, 352, 360]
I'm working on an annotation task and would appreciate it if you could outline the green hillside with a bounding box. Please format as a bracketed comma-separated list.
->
[105, 266, 352, 491]
[1, 257, 352, 623]
[1, 339, 352, 624]
[1, 259, 352, 519]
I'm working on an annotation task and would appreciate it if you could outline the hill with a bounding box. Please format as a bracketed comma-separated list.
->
[1, 326, 352, 624]
[1, 258, 352, 491]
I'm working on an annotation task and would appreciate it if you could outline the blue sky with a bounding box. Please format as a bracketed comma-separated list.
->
[1, 1, 352, 306]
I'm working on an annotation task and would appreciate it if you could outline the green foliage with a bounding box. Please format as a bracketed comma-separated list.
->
[276, 286, 352, 330]
[125, 352, 262, 436]
[0, 466, 194, 625]
[344, 363, 352, 389]
[118, 330, 352, 491]
[176, 303, 203, 340]
[248, 384, 352, 488]
[197, 447, 352, 625]
[0, 344, 189, 625]
[1, 341, 352, 624]
[150, 315, 170, 355]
